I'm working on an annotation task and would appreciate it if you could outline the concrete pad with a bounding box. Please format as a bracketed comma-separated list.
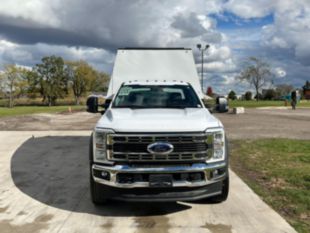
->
[256, 107, 290, 110]
[232, 107, 245, 114]
[0, 131, 296, 233]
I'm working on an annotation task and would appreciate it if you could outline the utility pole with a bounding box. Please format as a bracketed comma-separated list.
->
[196, 44, 210, 93]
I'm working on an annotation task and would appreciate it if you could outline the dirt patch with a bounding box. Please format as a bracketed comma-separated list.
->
[133, 215, 170, 233]
[0, 206, 8, 213]
[0, 112, 99, 131]
[0, 214, 53, 233]
[202, 223, 232, 233]
[101, 219, 113, 231]
[17, 211, 27, 216]
[268, 177, 290, 189]
[34, 214, 53, 223]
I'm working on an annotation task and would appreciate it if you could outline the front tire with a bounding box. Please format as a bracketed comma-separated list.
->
[210, 137, 230, 203]
[90, 171, 109, 205]
[89, 134, 108, 205]
[209, 176, 229, 203]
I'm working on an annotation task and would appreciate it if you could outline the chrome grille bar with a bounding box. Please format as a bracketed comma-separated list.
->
[107, 133, 212, 162]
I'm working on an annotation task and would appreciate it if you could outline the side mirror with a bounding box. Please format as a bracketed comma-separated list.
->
[103, 99, 112, 109]
[86, 96, 99, 113]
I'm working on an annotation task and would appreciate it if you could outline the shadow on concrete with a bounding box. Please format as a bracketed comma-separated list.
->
[10, 136, 191, 216]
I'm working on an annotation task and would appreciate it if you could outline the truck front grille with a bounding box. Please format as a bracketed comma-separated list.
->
[107, 133, 212, 162]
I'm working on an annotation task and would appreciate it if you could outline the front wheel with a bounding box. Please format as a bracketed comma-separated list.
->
[210, 176, 229, 203]
[90, 167, 109, 205]
[89, 134, 109, 205]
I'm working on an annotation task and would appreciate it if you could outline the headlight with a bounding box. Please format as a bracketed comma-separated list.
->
[93, 128, 114, 162]
[205, 128, 225, 163]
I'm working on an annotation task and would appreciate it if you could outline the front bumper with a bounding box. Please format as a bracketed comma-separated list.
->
[92, 162, 227, 188]
[94, 180, 224, 202]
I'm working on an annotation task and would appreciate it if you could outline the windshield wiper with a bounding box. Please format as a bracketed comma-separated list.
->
[165, 105, 197, 109]
[114, 105, 197, 109]
[114, 105, 145, 109]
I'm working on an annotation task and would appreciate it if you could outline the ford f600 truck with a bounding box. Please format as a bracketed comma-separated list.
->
[86, 48, 229, 204]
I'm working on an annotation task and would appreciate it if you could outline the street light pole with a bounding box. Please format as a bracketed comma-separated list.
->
[201, 48, 204, 89]
[196, 44, 210, 93]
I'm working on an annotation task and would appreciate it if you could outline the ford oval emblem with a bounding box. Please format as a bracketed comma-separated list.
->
[147, 142, 174, 155]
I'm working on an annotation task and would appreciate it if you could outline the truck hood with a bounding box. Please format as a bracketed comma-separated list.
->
[96, 108, 223, 133]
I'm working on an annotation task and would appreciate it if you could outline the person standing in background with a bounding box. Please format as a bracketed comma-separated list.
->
[291, 91, 297, 110]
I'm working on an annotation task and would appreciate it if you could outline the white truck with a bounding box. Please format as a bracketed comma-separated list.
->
[86, 48, 229, 203]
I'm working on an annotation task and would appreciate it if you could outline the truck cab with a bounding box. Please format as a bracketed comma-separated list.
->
[87, 48, 229, 203]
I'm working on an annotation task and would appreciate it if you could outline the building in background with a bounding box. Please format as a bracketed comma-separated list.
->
[303, 81, 310, 100]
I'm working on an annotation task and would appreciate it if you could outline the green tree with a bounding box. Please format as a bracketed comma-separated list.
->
[244, 91, 252, 100]
[228, 90, 236, 100]
[0, 64, 27, 108]
[263, 89, 277, 100]
[254, 93, 263, 100]
[237, 57, 273, 101]
[89, 71, 110, 93]
[66, 60, 95, 105]
[34, 56, 68, 106]
[25, 69, 41, 99]
[65, 60, 110, 104]
[275, 84, 294, 98]
[302, 81, 310, 99]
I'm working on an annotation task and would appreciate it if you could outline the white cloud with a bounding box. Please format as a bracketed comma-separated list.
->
[204, 46, 231, 62]
[224, 0, 274, 18]
[225, 0, 310, 66]
[3, 49, 33, 63]
[0, 0, 230, 74]
[273, 67, 286, 78]
[264, 34, 290, 49]
[171, 12, 210, 38]
[261, 2, 310, 65]
[0, 0, 61, 27]
[198, 58, 237, 73]
[0, 40, 114, 72]
[0, 0, 310, 94]
[0, 39, 16, 49]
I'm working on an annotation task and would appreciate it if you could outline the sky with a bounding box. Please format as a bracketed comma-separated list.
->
[0, 0, 310, 95]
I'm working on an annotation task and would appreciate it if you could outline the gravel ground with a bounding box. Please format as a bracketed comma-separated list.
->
[0, 112, 100, 131]
[0, 108, 309, 139]
[215, 108, 310, 140]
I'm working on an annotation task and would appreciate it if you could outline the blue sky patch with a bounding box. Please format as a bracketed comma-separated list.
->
[211, 11, 274, 30]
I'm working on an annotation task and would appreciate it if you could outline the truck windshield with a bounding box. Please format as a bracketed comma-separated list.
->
[113, 85, 202, 109]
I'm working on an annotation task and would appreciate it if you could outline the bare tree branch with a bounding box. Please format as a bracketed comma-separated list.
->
[237, 57, 274, 101]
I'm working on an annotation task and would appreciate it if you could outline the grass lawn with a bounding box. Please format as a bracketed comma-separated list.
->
[0, 106, 85, 117]
[228, 100, 310, 108]
[230, 139, 310, 233]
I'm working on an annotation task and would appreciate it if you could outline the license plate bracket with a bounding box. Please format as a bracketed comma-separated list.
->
[149, 174, 173, 187]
